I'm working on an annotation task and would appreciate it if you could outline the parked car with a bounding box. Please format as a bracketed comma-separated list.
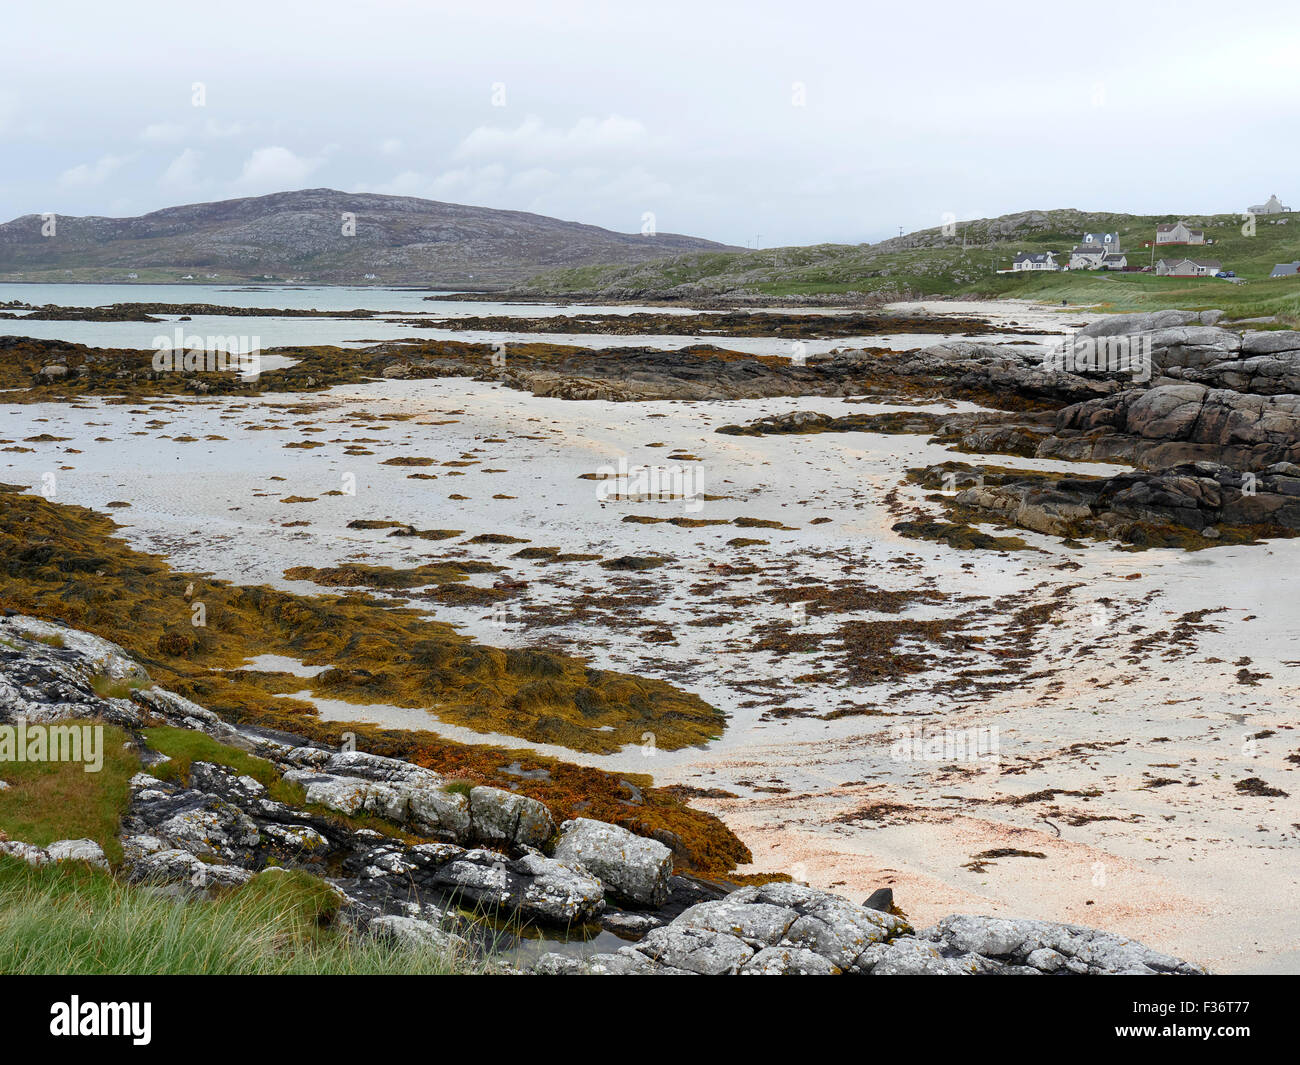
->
[1215, 271, 1237, 278]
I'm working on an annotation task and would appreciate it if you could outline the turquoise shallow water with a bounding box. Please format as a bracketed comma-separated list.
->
[0, 282, 708, 351]
[0, 283, 850, 355]
[0, 281, 696, 316]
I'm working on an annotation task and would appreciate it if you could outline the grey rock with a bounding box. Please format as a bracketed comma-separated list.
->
[367, 914, 466, 954]
[1242, 330, 1300, 355]
[432, 847, 605, 924]
[45, 838, 109, 869]
[553, 817, 673, 907]
[740, 946, 840, 975]
[924, 915, 1208, 975]
[635, 924, 754, 975]
[0, 838, 107, 870]
[0, 840, 51, 866]
[127, 847, 255, 891]
[857, 937, 998, 975]
[469, 785, 554, 849]
[531, 952, 591, 975]
[600, 909, 664, 936]
[1078, 310, 1200, 337]
[785, 894, 908, 970]
[673, 897, 799, 948]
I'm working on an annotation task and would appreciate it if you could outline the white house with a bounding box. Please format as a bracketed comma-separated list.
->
[1248, 194, 1292, 215]
[1069, 229, 1127, 270]
[1013, 252, 1059, 271]
[1156, 221, 1206, 245]
[1156, 258, 1221, 277]
[1069, 245, 1105, 270]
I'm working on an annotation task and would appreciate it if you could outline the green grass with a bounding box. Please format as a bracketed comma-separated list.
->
[0, 723, 138, 865]
[141, 726, 420, 842]
[142, 726, 307, 807]
[0, 857, 481, 974]
[519, 207, 1300, 322]
[89, 674, 150, 700]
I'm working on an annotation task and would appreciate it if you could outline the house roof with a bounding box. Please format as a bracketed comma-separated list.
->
[1014, 252, 1054, 262]
[1270, 262, 1300, 277]
[1250, 194, 1290, 211]
[1101, 253, 1126, 262]
[1157, 258, 1220, 270]
[1156, 222, 1204, 235]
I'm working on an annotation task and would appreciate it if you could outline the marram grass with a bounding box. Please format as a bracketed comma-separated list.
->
[0, 858, 483, 975]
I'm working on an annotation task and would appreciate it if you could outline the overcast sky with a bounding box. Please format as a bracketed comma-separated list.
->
[2, 0, 1298, 247]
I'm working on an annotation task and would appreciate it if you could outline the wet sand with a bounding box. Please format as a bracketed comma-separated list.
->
[3, 298, 1296, 972]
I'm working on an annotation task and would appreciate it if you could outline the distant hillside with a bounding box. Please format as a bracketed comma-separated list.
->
[515, 208, 1300, 311]
[0, 189, 737, 287]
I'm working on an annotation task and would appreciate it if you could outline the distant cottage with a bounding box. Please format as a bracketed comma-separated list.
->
[1156, 258, 1221, 277]
[1270, 261, 1300, 278]
[1069, 244, 1106, 270]
[1069, 232, 1127, 270]
[1155, 221, 1205, 245]
[1012, 251, 1059, 271]
[1248, 194, 1292, 215]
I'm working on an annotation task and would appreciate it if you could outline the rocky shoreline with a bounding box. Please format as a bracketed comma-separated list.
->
[714, 310, 1300, 547]
[0, 613, 1207, 975]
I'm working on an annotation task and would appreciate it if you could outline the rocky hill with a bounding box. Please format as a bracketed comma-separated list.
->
[0, 189, 737, 288]
[512, 207, 1300, 313]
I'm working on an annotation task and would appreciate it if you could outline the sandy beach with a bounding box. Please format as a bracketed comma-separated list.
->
[3, 297, 1296, 973]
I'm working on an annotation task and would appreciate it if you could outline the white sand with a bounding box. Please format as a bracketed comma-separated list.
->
[3, 301, 1296, 973]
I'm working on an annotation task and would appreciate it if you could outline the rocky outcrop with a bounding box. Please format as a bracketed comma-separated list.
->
[859, 914, 1206, 975]
[278, 748, 553, 849]
[950, 460, 1300, 540]
[1071, 318, 1300, 397]
[531, 886, 1205, 976]
[0, 615, 149, 725]
[444, 340, 1114, 407]
[1077, 309, 1223, 337]
[0, 838, 109, 870]
[0, 616, 1210, 974]
[1045, 384, 1300, 470]
[553, 818, 674, 907]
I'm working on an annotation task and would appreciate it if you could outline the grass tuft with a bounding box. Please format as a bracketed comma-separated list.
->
[0, 858, 482, 974]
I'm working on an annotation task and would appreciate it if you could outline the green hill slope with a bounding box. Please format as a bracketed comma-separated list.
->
[518, 208, 1300, 320]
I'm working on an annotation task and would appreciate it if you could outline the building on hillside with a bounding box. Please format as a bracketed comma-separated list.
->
[1012, 251, 1059, 271]
[1069, 244, 1108, 270]
[1156, 221, 1206, 245]
[1082, 231, 1121, 248]
[1156, 258, 1221, 277]
[1248, 194, 1292, 215]
[1270, 261, 1300, 278]
[1069, 244, 1128, 270]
